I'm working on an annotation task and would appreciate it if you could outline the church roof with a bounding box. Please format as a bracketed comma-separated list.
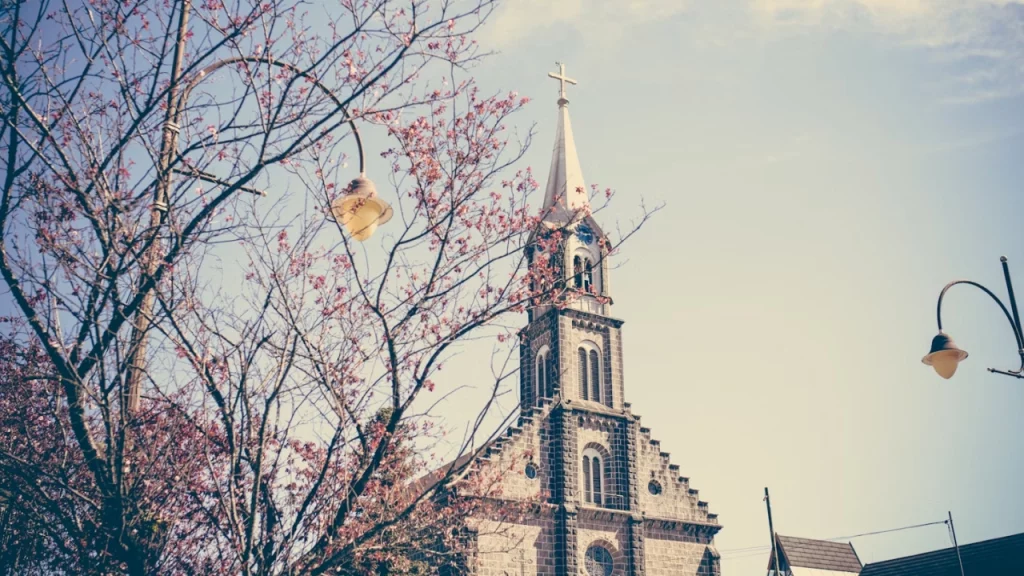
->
[859, 531, 1024, 576]
[770, 535, 862, 574]
[407, 450, 481, 497]
[540, 100, 589, 228]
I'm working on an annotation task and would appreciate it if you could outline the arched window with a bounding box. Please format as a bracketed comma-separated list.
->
[582, 448, 604, 506]
[573, 255, 583, 288]
[535, 347, 550, 403]
[579, 345, 602, 404]
[582, 454, 591, 501]
[583, 258, 593, 292]
[578, 347, 589, 400]
[585, 545, 614, 576]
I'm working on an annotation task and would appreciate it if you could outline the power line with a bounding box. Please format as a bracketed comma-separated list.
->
[718, 544, 772, 554]
[823, 520, 948, 542]
[716, 545, 770, 557]
[718, 519, 949, 559]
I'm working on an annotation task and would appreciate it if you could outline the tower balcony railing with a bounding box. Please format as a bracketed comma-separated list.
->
[584, 493, 626, 511]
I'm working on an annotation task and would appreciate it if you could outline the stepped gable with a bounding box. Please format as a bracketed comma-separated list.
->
[630, 403, 719, 527]
[413, 398, 556, 501]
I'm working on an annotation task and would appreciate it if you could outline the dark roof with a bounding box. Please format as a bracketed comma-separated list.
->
[407, 451, 478, 496]
[775, 535, 863, 573]
[860, 531, 1024, 576]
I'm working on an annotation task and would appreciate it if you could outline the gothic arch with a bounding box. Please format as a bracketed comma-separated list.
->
[581, 443, 615, 508]
[534, 344, 551, 404]
[577, 340, 603, 404]
[582, 538, 625, 576]
[572, 245, 600, 294]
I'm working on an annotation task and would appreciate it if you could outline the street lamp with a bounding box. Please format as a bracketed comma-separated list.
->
[124, 2, 390, 413]
[331, 173, 393, 241]
[923, 256, 1024, 380]
[179, 56, 391, 242]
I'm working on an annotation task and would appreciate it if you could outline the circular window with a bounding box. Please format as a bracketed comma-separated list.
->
[525, 463, 538, 479]
[648, 480, 662, 495]
[584, 545, 614, 576]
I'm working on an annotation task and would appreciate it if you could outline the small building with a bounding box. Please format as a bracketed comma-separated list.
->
[766, 534, 863, 576]
[859, 531, 1024, 576]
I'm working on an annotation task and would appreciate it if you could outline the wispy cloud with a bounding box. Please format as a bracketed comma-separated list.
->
[484, 0, 689, 49]
[750, 0, 1024, 102]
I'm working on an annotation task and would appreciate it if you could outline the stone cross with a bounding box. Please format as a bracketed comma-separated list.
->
[548, 61, 577, 102]
[513, 548, 530, 576]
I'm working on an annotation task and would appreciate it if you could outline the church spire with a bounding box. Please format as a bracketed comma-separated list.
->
[541, 62, 589, 227]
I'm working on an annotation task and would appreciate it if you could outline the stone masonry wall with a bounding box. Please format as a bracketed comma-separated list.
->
[577, 515, 630, 574]
[575, 413, 626, 510]
[521, 310, 559, 407]
[471, 515, 553, 576]
[643, 533, 717, 576]
[564, 311, 624, 409]
[634, 419, 717, 525]
[482, 405, 550, 502]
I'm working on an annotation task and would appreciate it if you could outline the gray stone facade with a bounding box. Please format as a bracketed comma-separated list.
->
[465, 258, 722, 575]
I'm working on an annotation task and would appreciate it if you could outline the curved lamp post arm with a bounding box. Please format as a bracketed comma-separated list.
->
[181, 55, 367, 174]
[1000, 256, 1023, 349]
[937, 280, 1024, 350]
[936, 280, 1024, 374]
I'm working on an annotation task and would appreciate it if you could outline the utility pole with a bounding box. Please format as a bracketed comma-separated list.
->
[948, 511, 966, 576]
[765, 487, 783, 576]
[123, 0, 191, 415]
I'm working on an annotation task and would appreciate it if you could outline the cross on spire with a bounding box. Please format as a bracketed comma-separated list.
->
[547, 61, 577, 105]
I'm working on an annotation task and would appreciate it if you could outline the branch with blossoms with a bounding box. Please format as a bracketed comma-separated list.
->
[0, 1, 658, 574]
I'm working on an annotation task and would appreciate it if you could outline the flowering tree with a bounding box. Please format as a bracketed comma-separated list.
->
[0, 0, 652, 574]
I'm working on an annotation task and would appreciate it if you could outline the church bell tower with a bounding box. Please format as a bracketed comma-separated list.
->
[475, 63, 721, 576]
[518, 63, 642, 575]
[520, 62, 622, 413]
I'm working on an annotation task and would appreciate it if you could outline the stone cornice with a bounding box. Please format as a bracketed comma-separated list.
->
[573, 504, 722, 536]
[563, 397, 634, 421]
[562, 306, 625, 328]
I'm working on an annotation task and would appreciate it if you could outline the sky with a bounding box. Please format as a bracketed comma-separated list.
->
[450, 0, 1024, 573]
[5, 1, 1023, 573]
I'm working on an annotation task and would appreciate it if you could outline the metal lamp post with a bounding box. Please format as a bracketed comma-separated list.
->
[923, 256, 1024, 380]
[176, 56, 390, 241]
[123, 0, 390, 414]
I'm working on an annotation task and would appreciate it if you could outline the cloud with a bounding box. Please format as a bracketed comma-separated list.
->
[750, 0, 1024, 102]
[485, 0, 689, 48]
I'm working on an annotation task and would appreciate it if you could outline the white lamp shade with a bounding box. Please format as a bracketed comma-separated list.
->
[922, 333, 968, 380]
[926, 349, 964, 379]
[330, 176, 392, 241]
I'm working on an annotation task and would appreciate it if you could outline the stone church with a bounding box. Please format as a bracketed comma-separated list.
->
[447, 65, 722, 576]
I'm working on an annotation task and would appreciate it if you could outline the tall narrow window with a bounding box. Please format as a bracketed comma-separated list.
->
[546, 356, 555, 398]
[582, 448, 606, 507]
[589, 349, 601, 404]
[583, 455, 592, 502]
[536, 351, 547, 403]
[583, 258, 593, 292]
[573, 255, 583, 288]
[528, 253, 536, 298]
[578, 347, 589, 400]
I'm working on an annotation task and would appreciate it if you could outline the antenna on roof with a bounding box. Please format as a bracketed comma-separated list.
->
[947, 511, 966, 576]
[765, 487, 783, 576]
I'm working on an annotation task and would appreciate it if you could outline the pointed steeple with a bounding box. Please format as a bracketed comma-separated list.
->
[541, 63, 589, 227]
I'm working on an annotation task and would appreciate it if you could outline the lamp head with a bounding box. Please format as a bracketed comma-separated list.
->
[922, 332, 969, 379]
[330, 174, 392, 241]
